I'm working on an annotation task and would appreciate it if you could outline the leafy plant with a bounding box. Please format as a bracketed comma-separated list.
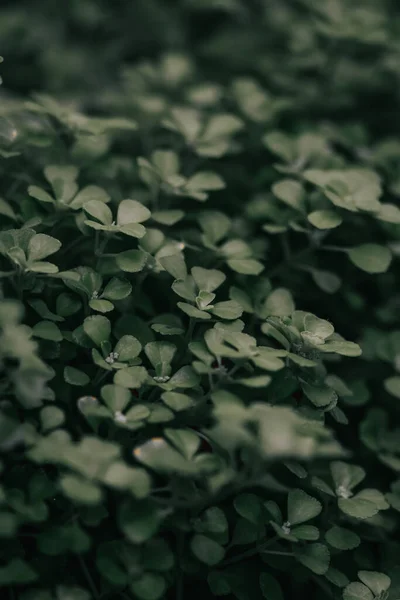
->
[0, 1, 400, 599]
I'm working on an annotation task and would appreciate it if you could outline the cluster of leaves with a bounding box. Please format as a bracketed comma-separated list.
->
[1, 0, 400, 599]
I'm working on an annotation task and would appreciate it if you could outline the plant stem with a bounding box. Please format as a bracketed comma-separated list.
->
[62, 237, 87, 256]
[312, 574, 335, 598]
[220, 535, 279, 567]
[78, 554, 99, 599]
[227, 360, 246, 379]
[266, 245, 313, 278]
[261, 550, 293, 556]
[92, 368, 111, 388]
[176, 317, 195, 364]
[321, 245, 348, 253]
[95, 235, 110, 269]
[281, 233, 291, 262]
[175, 531, 185, 600]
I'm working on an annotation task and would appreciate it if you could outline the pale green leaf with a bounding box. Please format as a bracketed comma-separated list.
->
[287, 489, 322, 525]
[348, 244, 392, 274]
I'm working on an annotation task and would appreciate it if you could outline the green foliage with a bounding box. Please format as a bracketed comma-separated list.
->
[0, 0, 400, 599]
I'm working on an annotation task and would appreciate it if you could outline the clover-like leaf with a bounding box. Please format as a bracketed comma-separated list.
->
[325, 526, 361, 550]
[28, 234, 61, 262]
[348, 244, 392, 274]
[191, 266, 226, 293]
[114, 335, 142, 362]
[117, 199, 151, 224]
[83, 315, 111, 346]
[190, 534, 225, 566]
[308, 210, 342, 229]
[294, 543, 330, 575]
[287, 489, 322, 525]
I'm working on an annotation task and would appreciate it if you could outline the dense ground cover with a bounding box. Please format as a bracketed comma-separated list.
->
[1, 1, 400, 599]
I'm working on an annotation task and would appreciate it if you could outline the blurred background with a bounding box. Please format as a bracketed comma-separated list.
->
[1, 0, 400, 137]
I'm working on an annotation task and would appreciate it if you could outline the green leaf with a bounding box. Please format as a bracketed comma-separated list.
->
[231, 519, 259, 546]
[56, 586, 92, 600]
[234, 493, 262, 524]
[211, 300, 243, 320]
[102, 277, 132, 300]
[102, 464, 151, 498]
[161, 392, 194, 411]
[64, 366, 90, 386]
[320, 340, 362, 357]
[294, 543, 330, 575]
[199, 211, 231, 244]
[117, 199, 151, 224]
[119, 223, 147, 238]
[358, 572, 391, 596]
[165, 428, 200, 460]
[196, 507, 228, 535]
[0, 558, 37, 585]
[208, 572, 231, 596]
[142, 538, 174, 571]
[152, 210, 184, 225]
[69, 185, 110, 209]
[348, 244, 392, 274]
[83, 200, 112, 225]
[301, 382, 338, 408]
[191, 266, 226, 292]
[292, 525, 319, 541]
[134, 438, 191, 473]
[338, 489, 389, 519]
[227, 259, 264, 275]
[126, 404, 151, 422]
[190, 534, 225, 566]
[60, 475, 102, 505]
[308, 210, 342, 229]
[56, 293, 81, 317]
[145, 341, 176, 372]
[384, 376, 400, 399]
[236, 375, 271, 387]
[178, 302, 211, 319]
[114, 335, 142, 361]
[32, 320, 63, 342]
[28, 261, 59, 274]
[28, 299, 64, 322]
[28, 185, 55, 204]
[325, 526, 361, 550]
[131, 573, 166, 600]
[331, 461, 365, 493]
[343, 583, 374, 600]
[263, 288, 295, 317]
[311, 269, 341, 294]
[114, 366, 148, 388]
[287, 489, 322, 525]
[165, 366, 200, 389]
[259, 573, 284, 600]
[304, 314, 334, 339]
[325, 567, 349, 588]
[40, 406, 65, 432]
[89, 298, 114, 313]
[159, 253, 187, 279]
[376, 203, 400, 223]
[116, 249, 148, 272]
[272, 179, 306, 212]
[101, 384, 130, 412]
[172, 277, 197, 301]
[83, 315, 111, 346]
[28, 234, 61, 262]
[186, 171, 225, 192]
[118, 500, 164, 543]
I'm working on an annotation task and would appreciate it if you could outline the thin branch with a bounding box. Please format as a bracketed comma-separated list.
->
[220, 535, 279, 567]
